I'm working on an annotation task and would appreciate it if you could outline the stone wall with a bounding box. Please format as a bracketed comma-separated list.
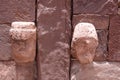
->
[71, 0, 120, 80]
[0, 0, 120, 80]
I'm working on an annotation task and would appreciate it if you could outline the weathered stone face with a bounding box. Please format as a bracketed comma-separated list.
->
[0, 61, 16, 80]
[10, 22, 36, 63]
[0, 24, 12, 60]
[0, 0, 35, 23]
[73, 14, 109, 29]
[73, 0, 118, 15]
[71, 23, 98, 64]
[37, 0, 71, 80]
[108, 15, 120, 61]
[71, 60, 120, 80]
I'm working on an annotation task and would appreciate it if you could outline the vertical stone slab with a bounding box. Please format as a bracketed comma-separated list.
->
[37, 0, 71, 80]
[108, 15, 120, 61]
[94, 30, 108, 61]
[16, 62, 35, 80]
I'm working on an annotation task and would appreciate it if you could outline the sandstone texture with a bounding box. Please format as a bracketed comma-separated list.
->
[10, 22, 36, 63]
[108, 15, 120, 61]
[118, 0, 120, 7]
[73, 14, 109, 29]
[37, 0, 71, 80]
[73, 0, 118, 15]
[118, 8, 120, 14]
[0, 61, 16, 80]
[16, 62, 35, 80]
[0, 0, 35, 23]
[94, 30, 108, 61]
[71, 23, 98, 64]
[71, 60, 120, 80]
[0, 24, 12, 60]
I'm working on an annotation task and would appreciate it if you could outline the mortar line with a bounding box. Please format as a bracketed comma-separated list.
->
[69, 0, 73, 80]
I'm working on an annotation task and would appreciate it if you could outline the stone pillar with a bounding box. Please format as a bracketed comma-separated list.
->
[10, 22, 36, 80]
[71, 23, 98, 64]
[37, 0, 71, 80]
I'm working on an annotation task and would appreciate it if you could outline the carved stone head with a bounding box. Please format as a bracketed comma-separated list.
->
[71, 23, 98, 64]
[10, 22, 36, 63]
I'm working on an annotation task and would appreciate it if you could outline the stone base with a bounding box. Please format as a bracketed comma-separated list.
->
[71, 60, 120, 80]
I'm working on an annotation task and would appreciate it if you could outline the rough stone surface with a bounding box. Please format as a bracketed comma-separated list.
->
[0, 0, 35, 23]
[108, 15, 120, 61]
[0, 24, 12, 60]
[73, 0, 118, 15]
[71, 23, 98, 64]
[118, 0, 120, 7]
[73, 14, 109, 29]
[0, 61, 16, 80]
[10, 22, 36, 63]
[71, 60, 120, 80]
[94, 30, 108, 61]
[118, 8, 120, 14]
[37, 0, 71, 80]
[16, 62, 35, 80]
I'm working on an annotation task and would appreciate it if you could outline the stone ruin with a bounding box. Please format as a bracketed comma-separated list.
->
[0, 0, 120, 80]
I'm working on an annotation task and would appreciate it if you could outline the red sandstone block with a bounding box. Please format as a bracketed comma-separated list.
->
[73, 14, 109, 29]
[108, 15, 120, 61]
[94, 30, 108, 61]
[0, 24, 12, 60]
[0, 0, 35, 23]
[73, 0, 118, 15]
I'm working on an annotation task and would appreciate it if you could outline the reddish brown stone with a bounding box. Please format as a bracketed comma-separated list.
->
[0, 0, 35, 24]
[0, 24, 12, 60]
[71, 60, 120, 80]
[108, 15, 120, 61]
[16, 62, 35, 80]
[73, 14, 109, 29]
[0, 61, 16, 80]
[94, 30, 108, 61]
[37, 0, 71, 80]
[73, 0, 118, 15]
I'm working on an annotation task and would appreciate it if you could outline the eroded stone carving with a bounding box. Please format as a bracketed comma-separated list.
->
[10, 22, 36, 63]
[71, 23, 98, 64]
